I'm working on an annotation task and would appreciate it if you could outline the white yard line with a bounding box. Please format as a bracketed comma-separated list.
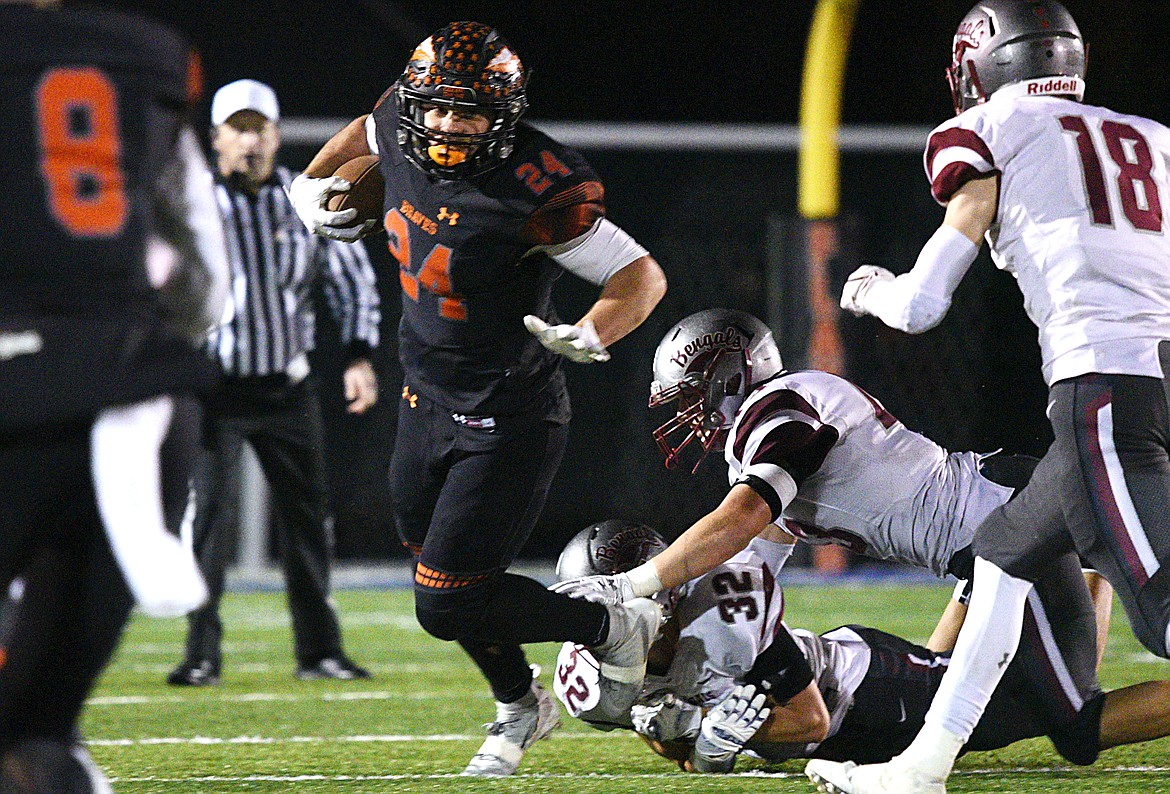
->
[87, 691, 446, 706]
[114, 662, 466, 674]
[104, 767, 1170, 783]
[89, 733, 598, 746]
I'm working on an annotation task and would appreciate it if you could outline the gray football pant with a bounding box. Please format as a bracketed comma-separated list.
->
[974, 364, 1170, 659]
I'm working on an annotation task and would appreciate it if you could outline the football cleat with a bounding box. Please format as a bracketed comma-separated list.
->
[461, 672, 561, 776]
[0, 739, 113, 793]
[166, 659, 220, 687]
[295, 655, 371, 681]
[805, 759, 947, 794]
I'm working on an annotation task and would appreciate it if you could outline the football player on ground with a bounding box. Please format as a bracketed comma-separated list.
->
[553, 308, 1108, 764]
[551, 521, 1170, 774]
[0, 0, 228, 789]
[807, 2, 1170, 792]
[287, 22, 667, 776]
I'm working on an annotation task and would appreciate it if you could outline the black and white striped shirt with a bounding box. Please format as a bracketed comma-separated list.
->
[207, 165, 380, 378]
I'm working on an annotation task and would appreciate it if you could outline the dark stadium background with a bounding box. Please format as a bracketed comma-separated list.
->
[98, 1, 1170, 562]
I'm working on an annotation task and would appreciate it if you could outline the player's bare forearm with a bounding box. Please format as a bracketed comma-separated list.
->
[942, 174, 998, 245]
[927, 597, 968, 653]
[1099, 680, 1170, 748]
[651, 485, 772, 591]
[303, 116, 373, 178]
[753, 681, 830, 745]
[578, 255, 666, 347]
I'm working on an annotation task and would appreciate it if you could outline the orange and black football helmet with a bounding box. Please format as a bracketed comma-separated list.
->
[395, 21, 528, 179]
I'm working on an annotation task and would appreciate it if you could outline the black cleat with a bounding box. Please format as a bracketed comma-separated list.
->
[166, 660, 220, 687]
[295, 655, 371, 681]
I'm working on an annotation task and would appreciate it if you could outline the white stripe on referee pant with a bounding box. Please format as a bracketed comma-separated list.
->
[1025, 587, 1085, 712]
[90, 395, 208, 618]
[1096, 401, 1160, 581]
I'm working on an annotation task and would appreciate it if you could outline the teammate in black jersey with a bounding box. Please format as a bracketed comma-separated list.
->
[0, 0, 228, 789]
[290, 21, 667, 775]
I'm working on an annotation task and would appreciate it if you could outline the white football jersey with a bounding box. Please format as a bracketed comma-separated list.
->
[642, 536, 795, 707]
[553, 536, 796, 726]
[926, 83, 1170, 384]
[726, 370, 1014, 577]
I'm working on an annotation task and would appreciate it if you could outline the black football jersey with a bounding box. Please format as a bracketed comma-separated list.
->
[371, 91, 606, 418]
[0, 4, 196, 311]
[0, 5, 212, 431]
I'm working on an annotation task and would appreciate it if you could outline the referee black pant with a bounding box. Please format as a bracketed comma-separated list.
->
[182, 375, 344, 670]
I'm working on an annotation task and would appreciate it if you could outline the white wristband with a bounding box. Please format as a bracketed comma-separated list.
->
[626, 561, 664, 598]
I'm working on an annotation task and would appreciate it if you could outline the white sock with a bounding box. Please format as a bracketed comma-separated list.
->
[930, 556, 1033, 732]
[895, 557, 1033, 778]
[891, 721, 965, 780]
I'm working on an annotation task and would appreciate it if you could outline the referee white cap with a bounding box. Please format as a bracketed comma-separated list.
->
[211, 79, 280, 126]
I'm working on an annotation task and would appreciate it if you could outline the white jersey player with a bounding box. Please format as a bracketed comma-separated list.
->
[806, 3, 1170, 793]
[550, 520, 1170, 774]
[726, 369, 1009, 578]
[549, 307, 1102, 766]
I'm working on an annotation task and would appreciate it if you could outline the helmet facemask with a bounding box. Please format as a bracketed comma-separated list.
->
[395, 87, 526, 179]
[650, 347, 748, 474]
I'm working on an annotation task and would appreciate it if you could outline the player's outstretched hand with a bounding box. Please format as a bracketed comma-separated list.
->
[840, 265, 895, 316]
[287, 174, 374, 242]
[691, 684, 771, 773]
[523, 315, 610, 363]
[549, 573, 635, 605]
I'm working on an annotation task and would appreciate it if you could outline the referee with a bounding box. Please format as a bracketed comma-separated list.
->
[168, 80, 381, 686]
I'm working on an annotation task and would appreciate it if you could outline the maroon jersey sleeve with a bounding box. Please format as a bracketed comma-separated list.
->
[731, 389, 840, 517]
[924, 124, 997, 204]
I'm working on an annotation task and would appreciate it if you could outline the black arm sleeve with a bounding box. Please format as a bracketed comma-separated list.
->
[743, 626, 815, 704]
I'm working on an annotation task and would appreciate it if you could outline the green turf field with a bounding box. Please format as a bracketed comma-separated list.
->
[86, 582, 1170, 792]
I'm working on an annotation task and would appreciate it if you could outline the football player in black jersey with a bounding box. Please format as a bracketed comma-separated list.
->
[289, 22, 667, 775]
[0, 0, 227, 789]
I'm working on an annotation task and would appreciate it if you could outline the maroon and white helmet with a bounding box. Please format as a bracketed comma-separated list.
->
[649, 309, 783, 472]
[947, 0, 1086, 115]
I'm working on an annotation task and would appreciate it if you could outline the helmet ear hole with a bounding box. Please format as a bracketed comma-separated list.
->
[724, 373, 743, 395]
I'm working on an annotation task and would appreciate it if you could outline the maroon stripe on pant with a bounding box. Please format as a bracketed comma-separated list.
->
[1082, 391, 1150, 587]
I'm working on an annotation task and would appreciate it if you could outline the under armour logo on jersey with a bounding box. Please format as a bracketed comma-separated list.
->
[998, 652, 1011, 669]
[401, 386, 418, 408]
[437, 207, 459, 226]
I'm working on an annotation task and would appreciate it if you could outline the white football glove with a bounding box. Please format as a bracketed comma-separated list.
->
[631, 694, 703, 743]
[287, 173, 374, 243]
[523, 315, 610, 363]
[691, 684, 771, 773]
[840, 265, 895, 317]
[548, 573, 636, 606]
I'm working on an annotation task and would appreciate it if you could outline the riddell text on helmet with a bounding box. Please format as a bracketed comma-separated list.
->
[1026, 77, 1080, 95]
